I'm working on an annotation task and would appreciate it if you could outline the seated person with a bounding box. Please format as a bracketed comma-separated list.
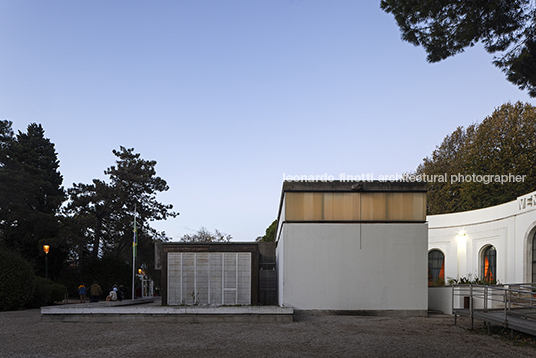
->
[106, 288, 118, 301]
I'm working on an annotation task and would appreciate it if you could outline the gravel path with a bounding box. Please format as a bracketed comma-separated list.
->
[1, 309, 535, 357]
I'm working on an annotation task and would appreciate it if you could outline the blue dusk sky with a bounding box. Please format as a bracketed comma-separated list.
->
[1, 1, 533, 241]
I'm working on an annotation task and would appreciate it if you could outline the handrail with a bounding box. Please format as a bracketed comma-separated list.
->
[452, 283, 536, 329]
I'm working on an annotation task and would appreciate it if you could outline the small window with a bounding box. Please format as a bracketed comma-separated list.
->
[481, 246, 497, 284]
[428, 249, 444, 286]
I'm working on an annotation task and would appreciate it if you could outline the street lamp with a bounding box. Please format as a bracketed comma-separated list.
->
[43, 245, 50, 279]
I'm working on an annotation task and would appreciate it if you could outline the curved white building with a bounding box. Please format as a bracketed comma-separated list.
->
[428, 191, 536, 285]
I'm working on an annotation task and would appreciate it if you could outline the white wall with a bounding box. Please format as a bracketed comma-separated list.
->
[277, 223, 428, 312]
[428, 287, 453, 314]
[428, 191, 536, 284]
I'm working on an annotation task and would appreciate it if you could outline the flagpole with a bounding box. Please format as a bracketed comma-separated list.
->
[132, 207, 137, 300]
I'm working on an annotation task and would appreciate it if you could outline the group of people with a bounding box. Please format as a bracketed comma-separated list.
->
[77, 282, 125, 303]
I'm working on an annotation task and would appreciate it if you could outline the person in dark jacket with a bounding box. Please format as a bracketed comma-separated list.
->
[89, 281, 103, 302]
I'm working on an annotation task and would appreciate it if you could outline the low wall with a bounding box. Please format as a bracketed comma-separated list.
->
[41, 304, 293, 323]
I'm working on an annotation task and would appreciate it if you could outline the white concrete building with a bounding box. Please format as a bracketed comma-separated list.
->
[428, 190, 536, 285]
[275, 181, 429, 315]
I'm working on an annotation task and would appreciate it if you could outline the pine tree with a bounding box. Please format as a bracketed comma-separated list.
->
[0, 121, 65, 266]
[66, 147, 178, 270]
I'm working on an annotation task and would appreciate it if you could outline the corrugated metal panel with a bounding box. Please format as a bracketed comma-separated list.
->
[167, 252, 251, 306]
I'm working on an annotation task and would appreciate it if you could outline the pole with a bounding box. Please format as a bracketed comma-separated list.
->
[132, 208, 137, 300]
[43, 245, 50, 279]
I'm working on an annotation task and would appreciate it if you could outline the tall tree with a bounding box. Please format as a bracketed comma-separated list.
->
[66, 147, 178, 269]
[461, 102, 536, 208]
[415, 125, 476, 214]
[259, 220, 277, 242]
[65, 180, 115, 261]
[0, 121, 65, 267]
[416, 102, 536, 214]
[381, 0, 536, 96]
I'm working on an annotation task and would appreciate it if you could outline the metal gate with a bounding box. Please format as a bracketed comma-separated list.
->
[259, 263, 277, 305]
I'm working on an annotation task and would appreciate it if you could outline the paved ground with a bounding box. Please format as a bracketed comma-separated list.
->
[1, 308, 536, 357]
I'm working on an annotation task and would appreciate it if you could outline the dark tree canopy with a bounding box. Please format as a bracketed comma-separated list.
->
[381, 0, 536, 96]
[66, 147, 178, 270]
[0, 121, 65, 270]
[1, 121, 179, 295]
[260, 220, 277, 242]
[416, 101, 536, 214]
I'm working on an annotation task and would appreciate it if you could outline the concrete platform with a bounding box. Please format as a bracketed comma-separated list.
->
[41, 298, 294, 323]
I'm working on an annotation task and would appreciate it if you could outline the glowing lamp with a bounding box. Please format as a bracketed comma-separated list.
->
[43, 245, 50, 279]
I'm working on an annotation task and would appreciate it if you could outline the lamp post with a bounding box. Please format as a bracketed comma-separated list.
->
[138, 268, 147, 297]
[43, 245, 50, 279]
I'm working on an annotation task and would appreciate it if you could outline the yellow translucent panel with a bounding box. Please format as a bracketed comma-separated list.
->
[386, 192, 424, 221]
[285, 191, 425, 222]
[323, 193, 334, 220]
[361, 193, 386, 221]
[285, 192, 304, 221]
[300, 193, 323, 220]
[413, 192, 426, 221]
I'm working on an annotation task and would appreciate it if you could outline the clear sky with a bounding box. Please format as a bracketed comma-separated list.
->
[1, 1, 533, 242]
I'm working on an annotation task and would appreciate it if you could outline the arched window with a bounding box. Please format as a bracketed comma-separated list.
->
[481, 246, 497, 284]
[428, 249, 445, 286]
[532, 232, 536, 283]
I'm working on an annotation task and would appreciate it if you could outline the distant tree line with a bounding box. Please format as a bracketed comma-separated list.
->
[0, 120, 177, 300]
[416, 102, 536, 214]
[179, 227, 232, 243]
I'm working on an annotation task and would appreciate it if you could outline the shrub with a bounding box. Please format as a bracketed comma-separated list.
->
[446, 273, 501, 286]
[49, 280, 68, 303]
[26, 277, 68, 307]
[27, 276, 51, 308]
[0, 248, 35, 310]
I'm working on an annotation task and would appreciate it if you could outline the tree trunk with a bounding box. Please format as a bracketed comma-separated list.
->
[92, 215, 102, 260]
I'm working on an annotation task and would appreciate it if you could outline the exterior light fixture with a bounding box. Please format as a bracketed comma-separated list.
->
[43, 245, 50, 279]
[456, 230, 467, 280]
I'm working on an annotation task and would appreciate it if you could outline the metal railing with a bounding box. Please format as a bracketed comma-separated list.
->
[453, 283, 536, 331]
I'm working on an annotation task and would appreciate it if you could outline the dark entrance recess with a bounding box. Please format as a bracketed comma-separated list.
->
[258, 242, 278, 305]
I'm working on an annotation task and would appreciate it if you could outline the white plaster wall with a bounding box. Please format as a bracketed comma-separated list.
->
[428, 287, 453, 314]
[278, 223, 428, 311]
[276, 236, 284, 305]
[428, 190, 536, 284]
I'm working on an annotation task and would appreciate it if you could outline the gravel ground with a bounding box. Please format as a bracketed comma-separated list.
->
[1, 309, 536, 357]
